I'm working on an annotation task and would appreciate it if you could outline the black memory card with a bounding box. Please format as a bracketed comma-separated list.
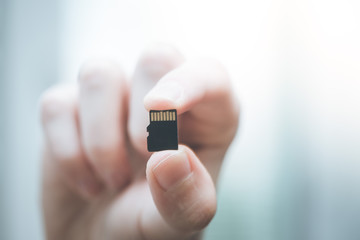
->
[147, 109, 178, 152]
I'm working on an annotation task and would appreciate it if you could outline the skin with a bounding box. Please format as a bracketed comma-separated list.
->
[40, 44, 240, 240]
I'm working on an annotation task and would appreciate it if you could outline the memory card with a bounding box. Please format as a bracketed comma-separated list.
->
[147, 109, 178, 152]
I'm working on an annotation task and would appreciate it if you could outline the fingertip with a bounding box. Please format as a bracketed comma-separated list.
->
[137, 43, 185, 79]
[146, 148, 192, 191]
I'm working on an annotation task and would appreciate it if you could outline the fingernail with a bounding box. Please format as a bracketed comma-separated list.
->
[152, 150, 192, 191]
[145, 82, 183, 104]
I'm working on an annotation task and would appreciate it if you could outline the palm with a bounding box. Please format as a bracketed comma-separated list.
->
[41, 46, 239, 240]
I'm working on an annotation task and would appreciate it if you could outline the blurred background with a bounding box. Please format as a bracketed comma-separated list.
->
[1, 0, 360, 239]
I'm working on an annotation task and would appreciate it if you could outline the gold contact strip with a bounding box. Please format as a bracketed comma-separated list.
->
[151, 111, 177, 121]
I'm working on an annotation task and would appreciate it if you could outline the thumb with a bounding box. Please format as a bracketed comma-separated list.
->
[146, 145, 217, 233]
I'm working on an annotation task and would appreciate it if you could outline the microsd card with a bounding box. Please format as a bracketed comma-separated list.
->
[147, 109, 178, 152]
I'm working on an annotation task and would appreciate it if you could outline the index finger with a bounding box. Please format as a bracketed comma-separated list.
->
[144, 58, 240, 149]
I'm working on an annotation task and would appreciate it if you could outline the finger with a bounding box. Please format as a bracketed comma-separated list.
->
[40, 85, 102, 199]
[144, 145, 217, 237]
[144, 59, 239, 183]
[144, 58, 239, 149]
[78, 60, 131, 190]
[128, 44, 184, 157]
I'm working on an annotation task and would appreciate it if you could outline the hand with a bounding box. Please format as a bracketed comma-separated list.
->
[40, 45, 239, 240]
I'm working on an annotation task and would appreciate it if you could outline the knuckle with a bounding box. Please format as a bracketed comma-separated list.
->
[192, 57, 232, 95]
[46, 136, 83, 171]
[207, 59, 232, 90]
[39, 87, 75, 123]
[201, 57, 229, 76]
[78, 59, 124, 89]
[138, 44, 183, 78]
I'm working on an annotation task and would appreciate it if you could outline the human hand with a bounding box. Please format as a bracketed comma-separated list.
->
[40, 45, 239, 240]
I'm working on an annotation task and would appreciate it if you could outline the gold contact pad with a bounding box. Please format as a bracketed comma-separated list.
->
[150, 110, 176, 122]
